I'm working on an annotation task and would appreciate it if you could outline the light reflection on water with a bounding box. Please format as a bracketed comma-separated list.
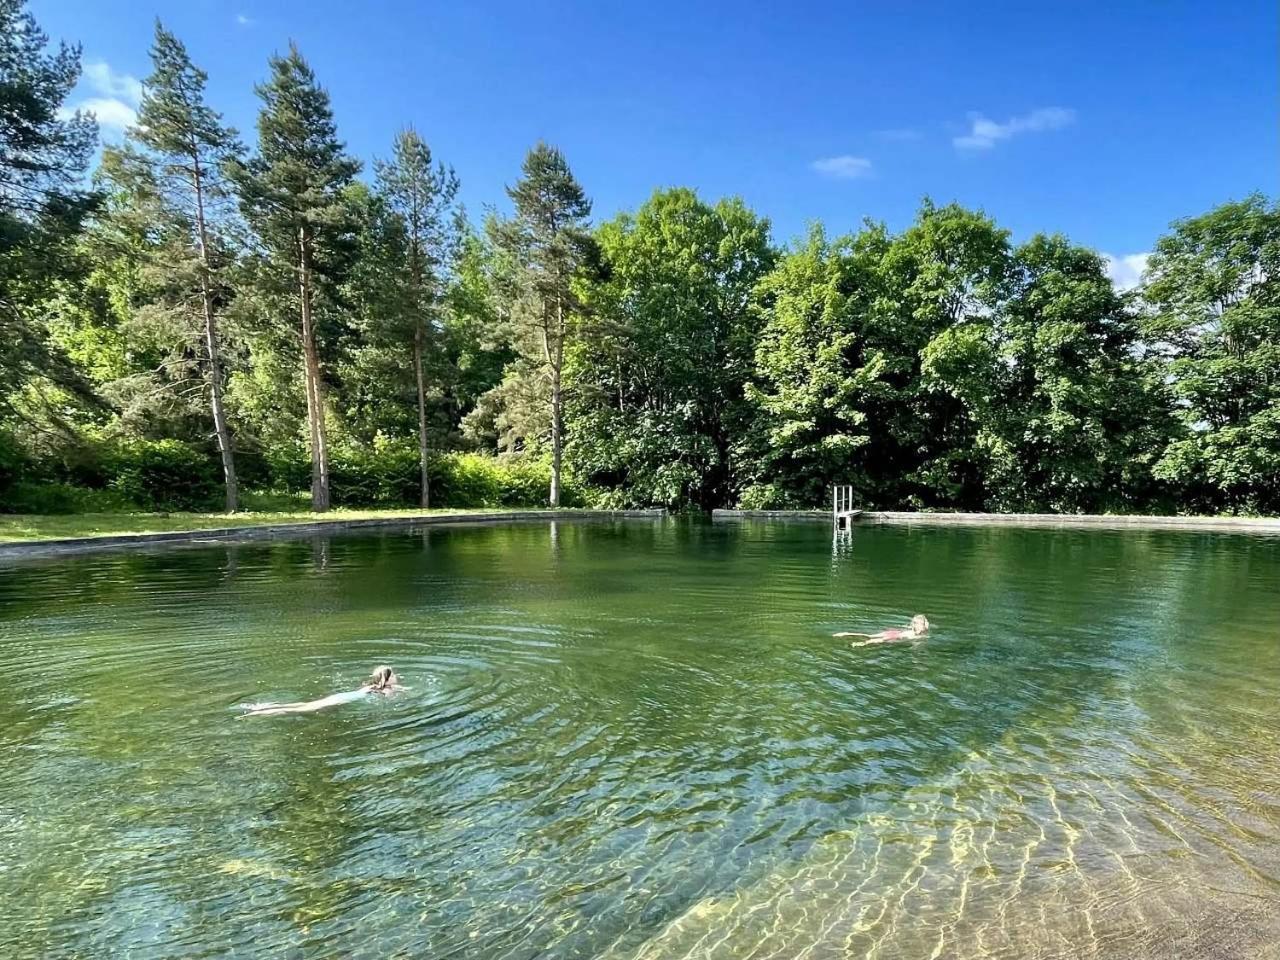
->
[1, 518, 1279, 959]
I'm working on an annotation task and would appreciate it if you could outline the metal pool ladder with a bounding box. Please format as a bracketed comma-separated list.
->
[832, 485, 859, 529]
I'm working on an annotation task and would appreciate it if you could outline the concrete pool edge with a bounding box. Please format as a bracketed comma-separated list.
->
[0, 509, 668, 559]
[712, 509, 1280, 533]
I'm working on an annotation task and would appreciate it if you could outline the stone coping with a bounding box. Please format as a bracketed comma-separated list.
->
[711, 509, 839, 521]
[712, 509, 1280, 533]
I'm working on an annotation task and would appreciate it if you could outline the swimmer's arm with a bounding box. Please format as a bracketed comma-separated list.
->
[833, 631, 876, 639]
[242, 698, 333, 717]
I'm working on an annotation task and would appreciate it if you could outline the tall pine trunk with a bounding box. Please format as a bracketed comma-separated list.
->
[414, 323, 430, 509]
[203, 293, 238, 513]
[409, 218, 430, 511]
[191, 156, 238, 512]
[299, 228, 330, 512]
[549, 298, 564, 508]
[550, 377, 562, 507]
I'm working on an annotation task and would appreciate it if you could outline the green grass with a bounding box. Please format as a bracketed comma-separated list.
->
[0, 497, 557, 544]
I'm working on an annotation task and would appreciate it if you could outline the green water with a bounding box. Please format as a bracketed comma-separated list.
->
[2, 518, 1279, 959]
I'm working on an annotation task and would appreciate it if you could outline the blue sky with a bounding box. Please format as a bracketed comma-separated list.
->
[37, 0, 1277, 286]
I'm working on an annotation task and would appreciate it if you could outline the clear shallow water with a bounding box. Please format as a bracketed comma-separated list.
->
[2, 518, 1279, 960]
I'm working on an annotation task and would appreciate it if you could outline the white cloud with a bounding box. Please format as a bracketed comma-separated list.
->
[1103, 252, 1150, 291]
[953, 107, 1076, 150]
[58, 60, 142, 134]
[236, 13, 254, 26]
[874, 128, 922, 142]
[83, 61, 143, 104]
[811, 155, 873, 179]
[67, 96, 138, 132]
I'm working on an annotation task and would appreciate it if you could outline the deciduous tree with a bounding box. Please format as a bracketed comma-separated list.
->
[924, 234, 1170, 511]
[745, 223, 890, 507]
[572, 188, 773, 509]
[1142, 195, 1280, 513]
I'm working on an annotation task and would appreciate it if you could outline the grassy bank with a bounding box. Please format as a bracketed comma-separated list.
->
[0, 505, 521, 544]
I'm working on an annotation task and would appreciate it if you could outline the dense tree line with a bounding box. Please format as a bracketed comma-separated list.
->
[1, 4, 1276, 516]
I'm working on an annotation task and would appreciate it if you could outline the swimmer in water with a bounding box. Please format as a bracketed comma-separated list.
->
[241, 666, 403, 717]
[835, 615, 929, 647]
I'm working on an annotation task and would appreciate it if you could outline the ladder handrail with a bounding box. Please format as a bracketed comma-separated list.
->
[832, 484, 855, 515]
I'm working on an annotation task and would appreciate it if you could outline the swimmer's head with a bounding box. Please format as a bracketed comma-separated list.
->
[911, 615, 930, 634]
[369, 665, 397, 691]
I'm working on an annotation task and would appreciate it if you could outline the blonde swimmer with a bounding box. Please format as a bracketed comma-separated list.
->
[835, 615, 929, 647]
[241, 666, 404, 717]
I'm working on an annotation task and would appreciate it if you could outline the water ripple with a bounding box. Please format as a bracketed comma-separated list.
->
[1, 519, 1278, 958]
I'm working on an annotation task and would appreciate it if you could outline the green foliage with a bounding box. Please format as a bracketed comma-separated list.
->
[874, 202, 1010, 507]
[1142, 195, 1280, 513]
[371, 130, 460, 328]
[229, 45, 360, 260]
[0, 482, 132, 515]
[446, 229, 512, 443]
[260, 445, 312, 495]
[344, 128, 463, 506]
[569, 188, 774, 509]
[328, 441, 419, 506]
[0, 0, 98, 241]
[95, 22, 244, 510]
[259, 438, 580, 509]
[745, 224, 889, 507]
[1, 430, 220, 512]
[484, 142, 597, 505]
[748, 205, 1182, 514]
[737, 483, 807, 511]
[0, 429, 25, 495]
[744, 204, 1013, 512]
[0, 0, 100, 418]
[103, 438, 222, 511]
[922, 234, 1173, 512]
[228, 42, 361, 511]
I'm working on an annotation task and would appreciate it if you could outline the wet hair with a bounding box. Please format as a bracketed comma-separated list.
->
[911, 615, 930, 633]
[368, 665, 397, 690]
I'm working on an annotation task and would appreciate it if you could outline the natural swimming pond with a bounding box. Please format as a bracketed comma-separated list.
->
[3, 518, 1279, 959]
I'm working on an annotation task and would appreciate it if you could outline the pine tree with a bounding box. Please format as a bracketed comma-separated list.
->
[373, 128, 461, 507]
[0, 0, 97, 231]
[100, 22, 243, 511]
[488, 143, 593, 506]
[0, 0, 99, 412]
[230, 44, 359, 512]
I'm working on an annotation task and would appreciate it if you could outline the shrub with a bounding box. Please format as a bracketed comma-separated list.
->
[328, 444, 583, 509]
[0, 481, 133, 515]
[263, 446, 311, 495]
[90, 432, 584, 512]
[496, 459, 555, 507]
[331, 442, 421, 507]
[581, 486, 631, 510]
[737, 482, 806, 510]
[431, 452, 583, 508]
[104, 439, 222, 512]
[0, 426, 589, 514]
[0, 431, 23, 490]
[430, 452, 500, 507]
